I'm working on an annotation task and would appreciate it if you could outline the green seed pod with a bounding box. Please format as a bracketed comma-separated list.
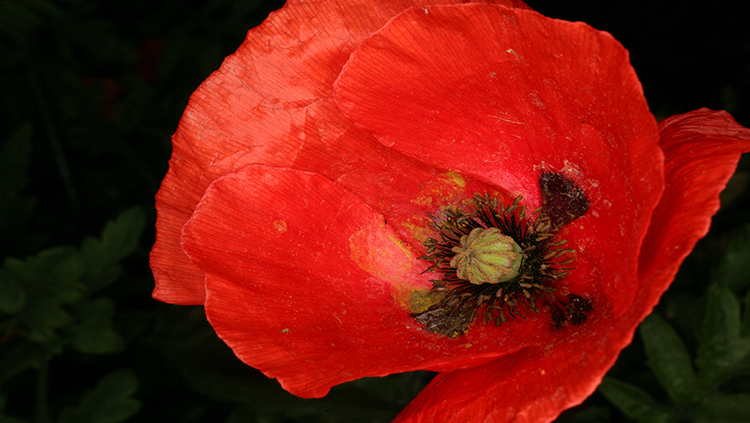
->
[450, 227, 524, 284]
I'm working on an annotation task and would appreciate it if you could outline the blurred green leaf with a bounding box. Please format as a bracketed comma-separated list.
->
[0, 342, 49, 386]
[0, 270, 26, 314]
[713, 223, 750, 293]
[56, 369, 141, 423]
[80, 207, 145, 292]
[659, 291, 704, 355]
[4, 246, 85, 304]
[640, 314, 700, 406]
[153, 306, 408, 422]
[694, 392, 750, 422]
[69, 298, 123, 354]
[23, 298, 72, 343]
[742, 289, 750, 338]
[598, 377, 673, 423]
[695, 284, 750, 387]
[0, 209, 140, 349]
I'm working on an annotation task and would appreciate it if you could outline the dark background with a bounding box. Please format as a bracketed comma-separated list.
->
[1, 0, 748, 422]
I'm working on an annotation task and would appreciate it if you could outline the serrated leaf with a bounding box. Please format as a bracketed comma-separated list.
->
[0, 270, 26, 314]
[695, 284, 750, 386]
[24, 298, 72, 343]
[713, 223, 750, 292]
[69, 298, 123, 354]
[80, 207, 145, 291]
[640, 314, 700, 406]
[70, 325, 123, 355]
[56, 370, 141, 423]
[598, 377, 673, 423]
[4, 246, 85, 303]
[93, 207, 146, 261]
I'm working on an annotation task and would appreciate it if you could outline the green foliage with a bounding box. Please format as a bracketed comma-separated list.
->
[0, 271, 26, 315]
[57, 370, 140, 423]
[69, 298, 124, 354]
[601, 226, 750, 423]
[695, 284, 750, 387]
[152, 305, 424, 423]
[1, 207, 143, 349]
[0, 208, 144, 421]
[79, 207, 145, 293]
[598, 377, 672, 423]
[640, 314, 700, 406]
[713, 223, 750, 293]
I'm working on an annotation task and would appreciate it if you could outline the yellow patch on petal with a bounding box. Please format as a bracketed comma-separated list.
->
[349, 222, 416, 288]
[443, 171, 466, 188]
[407, 289, 446, 314]
[399, 220, 433, 244]
[410, 172, 467, 208]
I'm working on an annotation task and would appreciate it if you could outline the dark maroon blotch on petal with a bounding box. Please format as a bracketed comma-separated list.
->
[539, 172, 590, 230]
[550, 294, 594, 330]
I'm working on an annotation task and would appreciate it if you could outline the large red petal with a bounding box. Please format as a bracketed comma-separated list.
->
[639, 109, 750, 283]
[391, 109, 750, 423]
[151, 0, 530, 305]
[393, 328, 617, 423]
[182, 165, 561, 398]
[334, 4, 664, 316]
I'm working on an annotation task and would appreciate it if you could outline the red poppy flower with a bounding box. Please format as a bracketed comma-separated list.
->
[150, 0, 750, 421]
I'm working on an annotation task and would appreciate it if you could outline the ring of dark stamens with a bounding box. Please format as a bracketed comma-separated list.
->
[414, 194, 578, 337]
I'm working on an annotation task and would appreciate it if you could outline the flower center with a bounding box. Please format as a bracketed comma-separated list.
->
[450, 228, 524, 284]
[410, 172, 593, 338]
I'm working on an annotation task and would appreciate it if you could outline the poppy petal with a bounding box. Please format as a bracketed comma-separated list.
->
[392, 335, 612, 423]
[334, 4, 664, 317]
[151, 0, 530, 305]
[389, 109, 750, 423]
[182, 165, 558, 398]
[638, 109, 750, 292]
